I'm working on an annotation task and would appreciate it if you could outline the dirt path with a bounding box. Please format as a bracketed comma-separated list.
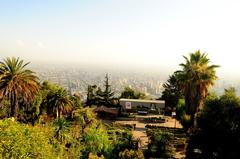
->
[115, 120, 149, 149]
[114, 115, 182, 150]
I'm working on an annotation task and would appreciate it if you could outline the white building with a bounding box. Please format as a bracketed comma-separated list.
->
[119, 98, 165, 114]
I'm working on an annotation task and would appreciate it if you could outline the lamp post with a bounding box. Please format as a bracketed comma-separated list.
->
[172, 111, 176, 128]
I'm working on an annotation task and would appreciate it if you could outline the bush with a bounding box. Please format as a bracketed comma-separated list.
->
[119, 149, 144, 159]
[82, 124, 112, 158]
[176, 99, 185, 120]
[113, 123, 135, 130]
[181, 114, 191, 130]
[88, 153, 105, 159]
[186, 88, 240, 158]
[144, 116, 165, 123]
[147, 131, 175, 158]
[0, 118, 58, 159]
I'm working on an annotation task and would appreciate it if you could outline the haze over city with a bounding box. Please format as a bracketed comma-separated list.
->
[1, 0, 240, 78]
[2, 2, 240, 158]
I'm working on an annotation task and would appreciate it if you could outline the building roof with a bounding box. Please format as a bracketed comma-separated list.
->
[119, 98, 165, 104]
[93, 106, 118, 115]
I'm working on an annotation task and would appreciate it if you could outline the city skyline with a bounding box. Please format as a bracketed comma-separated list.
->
[1, 0, 240, 77]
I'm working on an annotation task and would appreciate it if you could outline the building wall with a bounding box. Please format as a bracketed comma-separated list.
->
[120, 100, 165, 114]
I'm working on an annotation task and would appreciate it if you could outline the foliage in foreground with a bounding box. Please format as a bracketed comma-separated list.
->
[118, 149, 144, 159]
[0, 109, 139, 159]
[186, 88, 240, 159]
[82, 124, 112, 158]
[147, 130, 175, 158]
[0, 118, 58, 159]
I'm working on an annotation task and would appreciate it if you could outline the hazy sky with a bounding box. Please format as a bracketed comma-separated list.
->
[1, 0, 240, 76]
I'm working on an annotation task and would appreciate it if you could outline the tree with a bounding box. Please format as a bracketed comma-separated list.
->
[120, 87, 146, 99]
[161, 71, 183, 109]
[120, 87, 135, 99]
[71, 93, 83, 110]
[0, 57, 39, 118]
[72, 107, 96, 133]
[39, 81, 59, 117]
[18, 93, 42, 125]
[86, 74, 117, 107]
[86, 85, 97, 106]
[44, 86, 73, 119]
[186, 88, 240, 158]
[177, 50, 219, 128]
[96, 74, 115, 107]
[54, 118, 71, 144]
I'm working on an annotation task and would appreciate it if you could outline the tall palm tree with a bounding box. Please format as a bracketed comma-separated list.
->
[177, 50, 219, 128]
[46, 88, 73, 119]
[0, 57, 39, 117]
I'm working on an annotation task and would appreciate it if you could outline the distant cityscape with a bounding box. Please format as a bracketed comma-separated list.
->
[31, 64, 240, 101]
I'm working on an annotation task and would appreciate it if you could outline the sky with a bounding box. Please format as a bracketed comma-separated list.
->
[1, 0, 240, 77]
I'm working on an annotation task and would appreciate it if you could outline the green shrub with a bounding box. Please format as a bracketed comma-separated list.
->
[148, 131, 175, 158]
[88, 153, 105, 159]
[176, 99, 185, 120]
[181, 114, 191, 130]
[0, 118, 58, 159]
[119, 149, 144, 159]
[82, 124, 112, 158]
[113, 123, 135, 130]
[144, 116, 165, 123]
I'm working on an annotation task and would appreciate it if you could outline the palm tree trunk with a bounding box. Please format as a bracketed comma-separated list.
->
[191, 100, 202, 130]
[10, 93, 17, 118]
[190, 113, 195, 128]
[59, 110, 62, 119]
[56, 108, 59, 119]
[10, 94, 14, 117]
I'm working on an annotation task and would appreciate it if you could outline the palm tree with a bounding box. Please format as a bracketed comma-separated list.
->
[54, 118, 70, 144]
[71, 93, 83, 109]
[46, 88, 73, 119]
[177, 50, 219, 128]
[0, 57, 39, 117]
[72, 107, 96, 133]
